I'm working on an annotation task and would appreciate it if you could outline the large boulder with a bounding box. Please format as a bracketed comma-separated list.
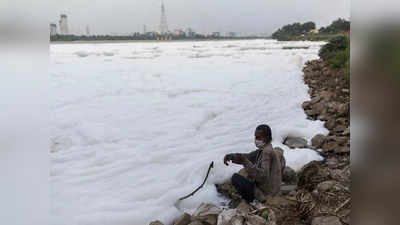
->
[215, 180, 238, 200]
[192, 203, 222, 225]
[283, 136, 308, 149]
[311, 216, 342, 225]
[282, 166, 297, 185]
[217, 209, 244, 225]
[297, 161, 330, 191]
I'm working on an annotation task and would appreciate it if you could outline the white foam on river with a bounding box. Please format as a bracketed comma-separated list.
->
[50, 39, 327, 225]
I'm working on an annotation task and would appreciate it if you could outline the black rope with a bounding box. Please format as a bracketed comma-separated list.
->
[178, 161, 214, 201]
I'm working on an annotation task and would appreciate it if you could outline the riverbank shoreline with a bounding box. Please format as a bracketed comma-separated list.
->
[148, 56, 350, 225]
[50, 38, 270, 45]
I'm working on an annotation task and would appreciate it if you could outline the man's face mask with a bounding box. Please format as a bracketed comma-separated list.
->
[255, 139, 266, 148]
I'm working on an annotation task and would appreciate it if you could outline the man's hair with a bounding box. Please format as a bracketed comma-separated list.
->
[256, 124, 272, 144]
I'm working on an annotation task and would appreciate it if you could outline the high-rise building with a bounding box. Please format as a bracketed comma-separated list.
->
[86, 25, 90, 36]
[50, 23, 57, 36]
[59, 14, 69, 35]
[143, 24, 147, 34]
[159, 0, 169, 34]
[186, 28, 195, 37]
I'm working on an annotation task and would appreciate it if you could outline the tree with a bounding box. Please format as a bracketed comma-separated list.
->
[319, 18, 350, 34]
[271, 21, 317, 41]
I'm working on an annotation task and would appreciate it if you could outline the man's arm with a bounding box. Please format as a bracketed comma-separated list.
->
[224, 150, 258, 165]
[242, 151, 270, 183]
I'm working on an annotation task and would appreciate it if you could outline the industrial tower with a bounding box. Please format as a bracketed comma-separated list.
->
[50, 23, 57, 36]
[86, 25, 90, 36]
[159, 0, 169, 35]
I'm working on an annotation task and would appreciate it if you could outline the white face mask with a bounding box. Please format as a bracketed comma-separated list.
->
[255, 139, 266, 148]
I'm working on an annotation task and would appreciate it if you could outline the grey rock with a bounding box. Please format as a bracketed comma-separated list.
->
[320, 91, 333, 101]
[193, 203, 222, 217]
[317, 113, 329, 121]
[198, 215, 217, 225]
[316, 180, 337, 192]
[217, 209, 244, 225]
[311, 216, 342, 225]
[245, 215, 267, 225]
[313, 101, 326, 115]
[149, 221, 164, 225]
[337, 103, 349, 116]
[236, 201, 252, 213]
[326, 157, 339, 168]
[333, 125, 346, 133]
[310, 96, 322, 104]
[282, 167, 298, 185]
[311, 134, 326, 148]
[305, 109, 319, 117]
[188, 221, 204, 225]
[280, 184, 297, 195]
[322, 141, 339, 152]
[335, 146, 350, 154]
[302, 101, 312, 110]
[193, 203, 221, 225]
[326, 136, 347, 145]
[174, 213, 191, 225]
[342, 127, 350, 136]
[283, 137, 308, 149]
[324, 118, 336, 130]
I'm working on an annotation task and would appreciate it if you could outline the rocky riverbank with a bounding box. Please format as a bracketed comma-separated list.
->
[149, 59, 350, 225]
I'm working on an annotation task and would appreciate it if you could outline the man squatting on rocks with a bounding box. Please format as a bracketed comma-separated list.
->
[223, 124, 284, 203]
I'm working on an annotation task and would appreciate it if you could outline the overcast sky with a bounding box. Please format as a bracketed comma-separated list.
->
[50, 0, 350, 35]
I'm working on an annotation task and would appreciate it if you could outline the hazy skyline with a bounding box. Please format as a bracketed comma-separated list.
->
[51, 0, 350, 35]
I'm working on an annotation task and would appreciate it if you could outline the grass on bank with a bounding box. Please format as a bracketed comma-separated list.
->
[318, 35, 350, 81]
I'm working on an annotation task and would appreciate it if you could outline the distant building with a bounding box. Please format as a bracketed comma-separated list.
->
[227, 32, 236, 37]
[86, 25, 90, 36]
[309, 29, 319, 34]
[50, 23, 57, 36]
[159, 1, 169, 35]
[212, 32, 220, 38]
[143, 25, 147, 34]
[59, 14, 69, 35]
[173, 29, 185, 36]
[186, 28, 195, 37]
